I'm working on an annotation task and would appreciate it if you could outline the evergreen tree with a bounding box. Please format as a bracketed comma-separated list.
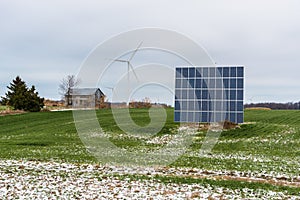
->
[1, 76, 44, 112]
[4, 76, 27, 110]
[25, 86, 45, 112]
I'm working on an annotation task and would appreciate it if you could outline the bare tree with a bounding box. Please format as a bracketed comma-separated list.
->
[59, 75, 80, 106]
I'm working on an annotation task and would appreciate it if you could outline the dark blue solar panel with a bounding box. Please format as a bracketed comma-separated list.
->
[230, 101, 236, 111]
[202, 101, 208, 110]
[176, 68, 181, 78]
[202, 112, 208, 122]
[181, 79, 187, 88]
[188, 112, 194, 121]
[202, 90, 208, 99]
[174, 111, 180, 121]
[195, 101, 201, 110]
[182, 90, 187, 99]
[195, 89, 201, 99]
[223, 67, 229, 77]
[175, 100, 180, 110]
[224, 101, 230, 110]
[202, 79, 208, 88]
[215, 79, 223, 88]
[209, 90, 215, 100]
[230, 67, 237, 77]
[237, 90, 243, 100]
[188, 79, 195, 88]
[209, 68, 215, 77]
[216, 101, 222, 110]
[237, 101, 243, 111]
[217, 67, 222, 76]
[223, 79, 229, 88]
[230, 79, 237, 88]
[182, 101, 188, 110]
[224, 90, 230, 100]
[175, 89, 180, 99]
[230, 113, 236, 123]
[230, 90, 236, 99]
[188, 101, 194, 110]
[175, 79, 181, 88]
[237, 113, 243, 123]
[215, 112, 223, 122]
[181, 112, 187, 122]
[189, 67, 195, 77]
[215, 90, 222, 100]
[237, 79, 243, 88]
[202, 68, 209, 77]
[174, 66, 244, 123]
[182, 68, 188, 77]
[225, 112, 230, 121]
[195, 68, 202, 77]
[237, 67, 243, 77]
[209, 79, 215, 88]
[188, 90, 195, 99]
[195, 112, 201, 121]
[195, 79, 202, 88]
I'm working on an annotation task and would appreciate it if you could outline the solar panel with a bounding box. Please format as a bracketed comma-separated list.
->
[174, 66, 244, 123]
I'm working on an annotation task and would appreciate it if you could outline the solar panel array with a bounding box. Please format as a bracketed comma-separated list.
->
[174, 66, 244, 123]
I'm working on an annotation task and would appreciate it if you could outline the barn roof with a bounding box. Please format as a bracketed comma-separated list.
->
[70, 88, 104, 96]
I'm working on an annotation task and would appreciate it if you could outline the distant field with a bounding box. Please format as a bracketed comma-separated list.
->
[0, 108, 300, 197]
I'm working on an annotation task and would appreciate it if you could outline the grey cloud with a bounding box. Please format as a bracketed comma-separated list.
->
[0, 0, 299, 102]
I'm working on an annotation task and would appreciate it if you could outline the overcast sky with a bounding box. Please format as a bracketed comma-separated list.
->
[1, 0, 299, 104]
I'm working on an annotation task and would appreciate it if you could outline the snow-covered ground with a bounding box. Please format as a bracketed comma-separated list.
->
[0, 160, 299, 199]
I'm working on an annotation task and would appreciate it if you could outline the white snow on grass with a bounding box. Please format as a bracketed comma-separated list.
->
[0, 160, 299, 199]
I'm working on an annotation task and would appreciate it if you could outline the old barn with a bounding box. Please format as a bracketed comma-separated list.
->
[66, 88, 105, 108]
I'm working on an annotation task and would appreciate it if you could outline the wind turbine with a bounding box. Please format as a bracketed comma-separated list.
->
[113, 41, 143, 104]
[105, 86, 114, 102]
[105, 86, 114, 92]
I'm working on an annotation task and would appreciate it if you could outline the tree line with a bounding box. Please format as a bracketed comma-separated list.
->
[245, 102, 300, 110]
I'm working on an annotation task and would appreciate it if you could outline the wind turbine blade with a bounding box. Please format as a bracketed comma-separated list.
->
[129, 62, 139, 81]
[114, 59, 127, 63]
[128, 41, 143, 62]
[107, 58, 125, 62]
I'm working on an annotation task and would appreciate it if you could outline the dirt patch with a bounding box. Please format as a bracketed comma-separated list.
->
[165, 172, 300, 188]
[222, 120, 239, 130]
[0, 110, 26, 116]
[198, 121, 240, 131]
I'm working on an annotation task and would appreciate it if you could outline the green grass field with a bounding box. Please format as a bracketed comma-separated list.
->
[1, 108, 300, 195]
[1, 109, 299, 165]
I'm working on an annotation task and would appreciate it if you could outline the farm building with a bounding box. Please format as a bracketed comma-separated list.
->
[65, 88, 105, 108]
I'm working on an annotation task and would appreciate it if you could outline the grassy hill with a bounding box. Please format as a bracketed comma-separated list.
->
[0, 109, 299, 174]
[0, 109, 299, 163]
[1, 108, 300, 196]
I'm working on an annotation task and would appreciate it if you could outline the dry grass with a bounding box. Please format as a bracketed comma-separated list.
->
[0, 109, 26, 116]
